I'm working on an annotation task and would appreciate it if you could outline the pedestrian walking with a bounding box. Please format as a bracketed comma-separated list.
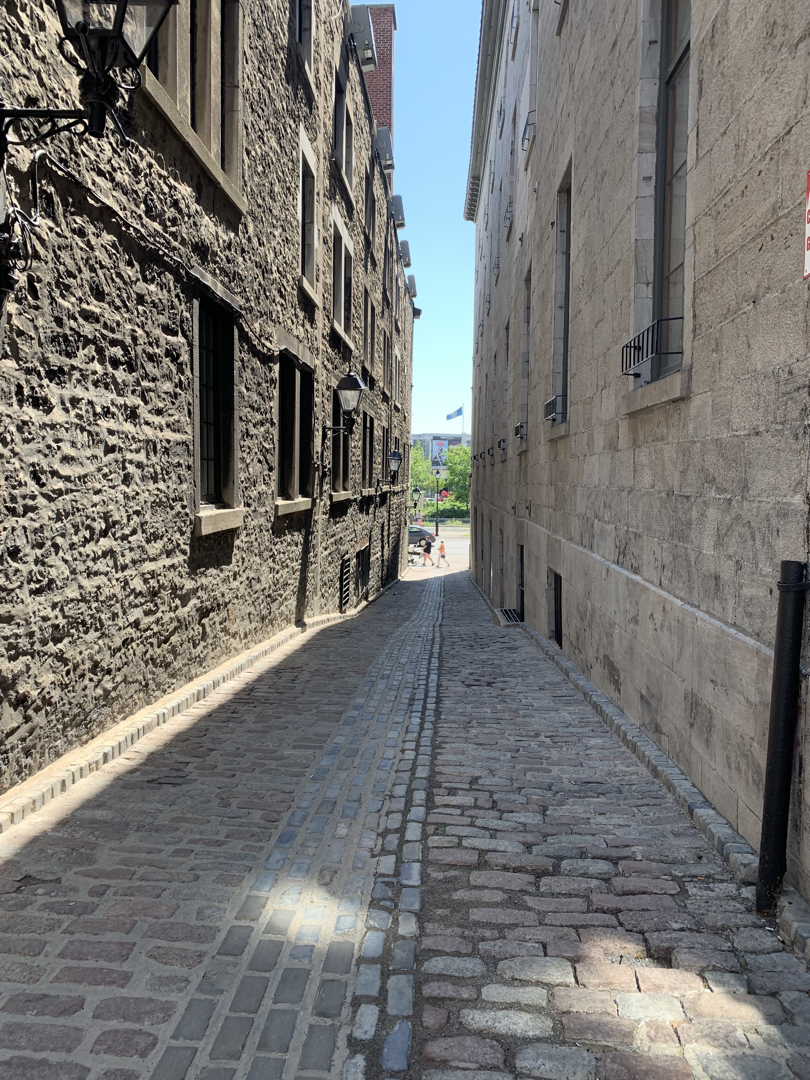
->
[437, 540, 450, 568]
[422, 538, 434, 567]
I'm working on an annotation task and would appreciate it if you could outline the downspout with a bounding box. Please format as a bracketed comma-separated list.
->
[756, 560, 808, 913]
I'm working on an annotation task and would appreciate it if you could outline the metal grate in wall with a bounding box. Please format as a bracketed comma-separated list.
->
[339, 554, 352, 613]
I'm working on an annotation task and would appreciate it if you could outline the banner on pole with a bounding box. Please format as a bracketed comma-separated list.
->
[446, 406, 463, 420]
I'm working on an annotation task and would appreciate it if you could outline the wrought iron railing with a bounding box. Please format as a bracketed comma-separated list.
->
[544, 395, 567, 422]
[503, 200, 513, 229]
[621, 317, 683, 376]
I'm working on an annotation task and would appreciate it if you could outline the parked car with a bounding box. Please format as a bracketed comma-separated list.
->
[408, 526, 435, 548]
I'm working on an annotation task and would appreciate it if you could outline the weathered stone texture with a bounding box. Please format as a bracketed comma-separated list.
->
[0, 0, 413, 789]
[468, 0, 810, 891]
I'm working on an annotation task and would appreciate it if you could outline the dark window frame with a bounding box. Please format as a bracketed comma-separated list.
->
[653, 0, 690, 382]
[193, 298, 237, 509]
[277, 351, 314, 501]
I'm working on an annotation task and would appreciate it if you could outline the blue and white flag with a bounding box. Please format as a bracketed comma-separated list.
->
[446, 406, 463, 420]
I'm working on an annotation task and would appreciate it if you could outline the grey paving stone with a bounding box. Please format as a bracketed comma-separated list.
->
[256, 1009, 297, 1054]
[362, 931, 386, 958]
[209, 1016, 254, 1061]
[422, 957, 487, 977]
[392, 940, 417, 970]
[460, 1009, 554, 1038]
[355, 965, 382, 997]
[272, 968, 309, 1004]
[698, 1053, 792, 1079]
[151, 1045, 198, 1080]
[496, 957, 575, 985]
[313, 978, 345, 1018]
[264, 910, 295, 937]
[400, 888, 422, 912]
[199, 1070, 236, 1080]
[344, 1053, 366, 1080]
[246, 1059, 285, 1080]
[230, 976, 269, 1014]
[401, 863, 422, 886]
[388, 974, 415, 1015]
[353, 1003, 379, 1039]
[399, 913, 418, 936]
[248, 940, 283, 972]
[235, 895, 268, 922]
[217, 926, 253, 956]
[323, 941, 355, 974]
[382, 1019, 411, 1071]
[299, 1024, 336, 1071]
[172, 998, 217, 1041]
[515, 1043, 596, 1079]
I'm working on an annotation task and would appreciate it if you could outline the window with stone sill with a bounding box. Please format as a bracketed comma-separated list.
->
[296, 0, 313, 72]
[194, 298, 237, 508]
[300, 152, 315, 287]
[333, 69, 354, 188]
[394, 350, 401, 405]
[361, 411, 375, 489]
[363, 289, 376, 376]
[364, 169, 377, 245]
[653, 0, 690, 381]
[332, 219, 353, 337]
[277, 353, 314, 501]
[331, 390, 351, 494]
[146, 0, 242, 185]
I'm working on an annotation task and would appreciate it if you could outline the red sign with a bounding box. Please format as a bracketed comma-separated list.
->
[805, 171, 810, 280]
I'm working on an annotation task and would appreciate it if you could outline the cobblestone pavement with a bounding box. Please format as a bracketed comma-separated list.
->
[2, 546, 810, 1080]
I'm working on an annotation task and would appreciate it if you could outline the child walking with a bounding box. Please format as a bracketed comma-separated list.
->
[437, 540, 450, 568]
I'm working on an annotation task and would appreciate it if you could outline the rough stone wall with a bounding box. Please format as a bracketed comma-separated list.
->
[470, 0, 810, 891]
[0, 0, 412, 791]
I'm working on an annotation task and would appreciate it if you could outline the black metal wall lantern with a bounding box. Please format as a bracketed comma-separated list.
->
[0, 0, 176, 293]
[323, 371, 367, 436]
[1, 0, 176, 155]
[387, 449, 402, 481]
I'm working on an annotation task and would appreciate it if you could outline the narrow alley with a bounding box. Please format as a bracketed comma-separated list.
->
[0, 544, 808, 1080]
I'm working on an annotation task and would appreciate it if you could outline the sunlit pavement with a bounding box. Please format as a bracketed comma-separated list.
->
[1, 546, 809, 1080]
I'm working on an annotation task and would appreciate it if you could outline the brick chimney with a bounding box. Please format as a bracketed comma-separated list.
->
[366, 5, 396, 136]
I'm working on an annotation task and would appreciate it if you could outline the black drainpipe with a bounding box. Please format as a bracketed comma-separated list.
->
[756, 560, 808, 914]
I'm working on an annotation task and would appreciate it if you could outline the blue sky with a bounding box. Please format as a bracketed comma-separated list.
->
[392, 0, 479, 435]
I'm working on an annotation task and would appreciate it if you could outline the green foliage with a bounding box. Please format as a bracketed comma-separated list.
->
[445, 445, 471, 510]
[409, 440, 431, 493]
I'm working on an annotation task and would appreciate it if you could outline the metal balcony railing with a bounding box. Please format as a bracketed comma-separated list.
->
[503, 200, 513, 229]
[621, 317, 683, 377]
[521, 110, 536, 151]
[544, 395, 567, 422]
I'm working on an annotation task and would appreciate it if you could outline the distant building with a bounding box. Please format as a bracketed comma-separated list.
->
[411, 432, 471, 472]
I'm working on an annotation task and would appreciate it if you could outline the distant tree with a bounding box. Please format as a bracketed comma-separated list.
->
[409, 440, 431, 493]
[445, 445, 471, 510]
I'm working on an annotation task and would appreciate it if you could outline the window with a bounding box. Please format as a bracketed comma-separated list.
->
[381, 425, 390, 482]
[364, 168, 376, 244]
[362, 292, 376, 374]
[195, 300, 236, 506]
[394, 273, 401, 326]
[501, 322, 509, 454]
[654, 0, 690, 379]
[296, 0, 313, 71]
[394, 350, 401, 405]
[551, 176, 571, 424]
[300, 151, 315, 287]
[332, 216, 353, 338]
[277, 353, 314, 501]
[331, 391, 351, 494]
[518, 269, 530, 441]
[382, 331, 392, 395]
[361, 411, 375, 489]
[333, 70, 353, 187]
[145, 0, 242, 186]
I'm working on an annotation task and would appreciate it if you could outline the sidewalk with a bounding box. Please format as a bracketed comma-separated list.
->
[0, 558, 808, 1080]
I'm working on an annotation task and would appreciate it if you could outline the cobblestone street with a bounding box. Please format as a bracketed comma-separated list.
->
[2, 544, 810, 1080]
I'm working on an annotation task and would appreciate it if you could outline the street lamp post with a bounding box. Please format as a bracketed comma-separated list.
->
[433, 468, 441, 538]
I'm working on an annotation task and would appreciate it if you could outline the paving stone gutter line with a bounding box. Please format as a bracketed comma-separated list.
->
[0, 581, 401, 836]
[470, 577, 761, 891]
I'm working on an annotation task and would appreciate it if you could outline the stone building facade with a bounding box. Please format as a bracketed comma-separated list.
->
[0, 2, 415, 791]
[467, 0, 810, 893]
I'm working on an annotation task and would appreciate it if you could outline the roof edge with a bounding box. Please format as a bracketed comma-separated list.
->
[464, 0, 509, 223]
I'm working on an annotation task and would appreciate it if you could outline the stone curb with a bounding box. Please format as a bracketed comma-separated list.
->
[469, 574, 759, 886]
[778, 887, 810, 959]
[0, 578, 403, 837]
